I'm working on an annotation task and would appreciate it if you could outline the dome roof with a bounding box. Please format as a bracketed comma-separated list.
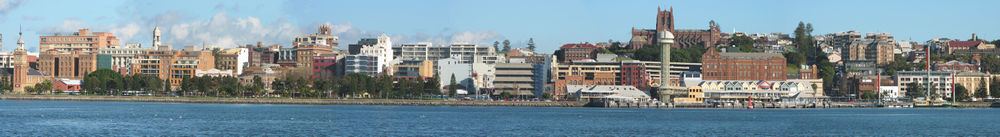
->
[659, 30, 674, 39]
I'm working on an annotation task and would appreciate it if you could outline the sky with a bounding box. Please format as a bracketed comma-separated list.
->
[0, 0, 997, 53]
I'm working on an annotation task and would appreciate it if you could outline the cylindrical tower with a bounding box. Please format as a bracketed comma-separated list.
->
[659, 30, 674, 88]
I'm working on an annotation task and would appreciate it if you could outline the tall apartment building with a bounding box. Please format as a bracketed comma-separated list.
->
[895, 71, 954, 98]
[131, 49, 215, 89]
[701, 49, 786, 81]
[357, 34, 394, 74]
[97, 44, 152, 74]
[38, 50, 97, 79]
[392, 42, 501, 64]
[39, 29, 120, 53]
[844, 39, 895, 65]
[343, 55, 381, 77]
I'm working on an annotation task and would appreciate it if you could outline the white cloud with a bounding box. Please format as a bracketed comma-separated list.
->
[0, 0, 27, 21]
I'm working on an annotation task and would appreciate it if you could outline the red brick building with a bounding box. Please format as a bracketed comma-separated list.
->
[701, 48, 786, 81]
[312, 54, 338, 79]
[934, 60, 978, 72]
[559, 43, 597, 62]
[620, 61, 649, 90]
[53, 79, 82, 92]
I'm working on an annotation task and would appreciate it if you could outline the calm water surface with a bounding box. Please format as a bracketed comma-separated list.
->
[0, 100, 997, 136]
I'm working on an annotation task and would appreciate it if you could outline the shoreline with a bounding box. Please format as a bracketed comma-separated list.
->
[2, 95, 996, 108]
[0, 95, 586, 107]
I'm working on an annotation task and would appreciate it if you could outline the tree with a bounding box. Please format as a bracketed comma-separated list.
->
[502, 39, 511, 53]
[731, 35, 755, 52]
[81, 69, 125, 95]
[252, 75, 266, 97]
[448, 73, 458, 97]
[982, 54, 1000, 74]
[493, 41, 500, 53]
[527, 38, 536, 51]
[861, 92, 877, 100]
[784, 52, 806, 66]
[501, 92, 513, 99]
[974, 80, 988, 98]
[36, 80, 53, 94]
[633, 44, 661, 61]
[991, 77, 1000, 98]
[542, 93, 553, 100]
[954, 84, 970, 101]
[906, 83, 925, 98]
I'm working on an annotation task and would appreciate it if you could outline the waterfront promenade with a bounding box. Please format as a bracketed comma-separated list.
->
[2, 95, 996, 108]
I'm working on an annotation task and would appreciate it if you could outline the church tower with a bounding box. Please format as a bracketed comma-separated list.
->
[12, 27, 29, 93]
[153, 26, 162, 50]
[656, 6, 675, 34]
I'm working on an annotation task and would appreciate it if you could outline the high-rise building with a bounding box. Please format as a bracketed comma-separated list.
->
[392, 42, 501, 64]
[39, 29, 120, 52]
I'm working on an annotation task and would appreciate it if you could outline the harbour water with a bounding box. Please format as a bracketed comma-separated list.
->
[1, 100, 998, 136]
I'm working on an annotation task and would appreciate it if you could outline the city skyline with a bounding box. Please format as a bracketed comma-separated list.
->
[0, 0, 996, 53]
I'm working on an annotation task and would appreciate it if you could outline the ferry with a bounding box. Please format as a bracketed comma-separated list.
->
[913, 97, 952, 108]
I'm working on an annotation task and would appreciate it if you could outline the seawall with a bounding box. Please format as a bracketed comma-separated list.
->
[0, 95, 586, 107]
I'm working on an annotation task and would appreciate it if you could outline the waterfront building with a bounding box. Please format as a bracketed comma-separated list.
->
[97, 44, 153, 74]
[493, 63, 536, 98]
[195, 69, 235, 77]
[566, 85, 651, 102]
[357, 34, 394, 74]
[955, 72, 990, 97]
[39, 29, 120, 53]
[436, 57, 473, 93]
[392, 42, 501, 64]
[391, 60, 434, 80]
[701, 48, 786, 81]
[895, 71, 955, 98]
[343, 55, 381, 77]
[312, 54, 339, 79]
[38, 50, 97, 79]
[53, 78, 82, 93]
[879, 86, 901, 100]
[692, 80, 816, 102]
[131, 49, 215, 89]
[216, 48, 249, 75]
[11, 30, 33, 93]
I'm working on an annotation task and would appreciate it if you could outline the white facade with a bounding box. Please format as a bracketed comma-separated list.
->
[195, 69, 235, 77]
[359, 34, 394, 74]
[879, 86, 901, 100]
[393, 42, 501, 64]
[99, 45, 153, 71]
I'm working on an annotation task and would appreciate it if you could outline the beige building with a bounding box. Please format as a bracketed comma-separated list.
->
[38, 50, 97, 79]
[955, 72, 990, 97]
[39, 29, 120, 53]
[132, 49, 215, 90]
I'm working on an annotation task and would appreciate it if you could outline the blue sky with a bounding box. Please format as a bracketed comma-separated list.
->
[0, 0, 997, 53]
